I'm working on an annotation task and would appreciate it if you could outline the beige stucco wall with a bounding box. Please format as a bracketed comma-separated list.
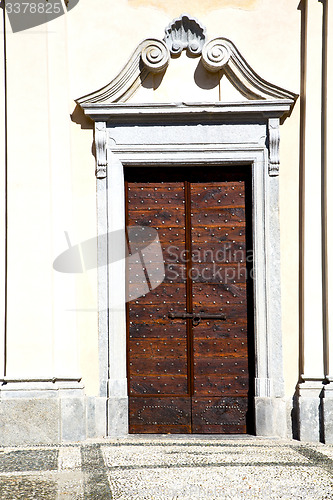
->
[3, 0, 301, 397]
[4, 11, 98, 390]
[6, 22, 55, 377]
[0, 10, 6, 378]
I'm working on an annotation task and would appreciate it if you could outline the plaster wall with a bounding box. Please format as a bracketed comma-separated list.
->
[4, 11, 98, 391]
[0, 10, 6, 379]
[3, 0, 301, 402]
[5, 22, 55, 377]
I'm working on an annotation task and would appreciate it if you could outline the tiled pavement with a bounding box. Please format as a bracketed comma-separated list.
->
[0, 436, 333, 499]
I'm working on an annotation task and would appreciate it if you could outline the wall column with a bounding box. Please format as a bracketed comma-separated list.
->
[298, 0, 325, 442]
[106, 152, 128, 436]
[0, 10, 86, 446]
[322, 0, 333, 443]
[0, 1, 7, 379]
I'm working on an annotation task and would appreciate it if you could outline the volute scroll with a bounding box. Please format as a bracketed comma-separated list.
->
[202, 38, 231, 72]
[141, 40, 170, 74]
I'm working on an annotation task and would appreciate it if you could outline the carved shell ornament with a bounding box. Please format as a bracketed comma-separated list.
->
[163, 14, 206, 56]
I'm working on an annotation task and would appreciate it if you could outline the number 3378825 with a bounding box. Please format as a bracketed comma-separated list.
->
[6, 3, 62, 14]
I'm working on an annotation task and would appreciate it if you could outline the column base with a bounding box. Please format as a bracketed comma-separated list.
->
[0, 381, 108, 446]
[296, 381, 324, 442]
[322, 383, 333, 444]
[107, 397, 128, 436]
[254, 396, 291, 438]
[106, 378, 129, 436]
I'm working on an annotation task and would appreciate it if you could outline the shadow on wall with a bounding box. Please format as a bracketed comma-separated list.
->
[292, 390, 299, 440]
[140, 56, 220, 92]
[71, 104, 94, 130]
[71, 105, 95, 160]
[140, 62, 167, 90]
[194, 59, 220, 90]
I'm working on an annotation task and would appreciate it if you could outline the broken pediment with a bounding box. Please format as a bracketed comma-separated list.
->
[76, 14, 297, 113]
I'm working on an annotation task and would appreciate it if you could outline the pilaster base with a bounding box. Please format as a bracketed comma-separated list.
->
[322, 383, 333, 444]
[296, 381, 323, 442]
[107, 397, 128, 436]
[254, 396, 290, 438]
[0, 381, 108, 446]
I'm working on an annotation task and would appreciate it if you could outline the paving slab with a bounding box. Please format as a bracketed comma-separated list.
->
[0, 436, 332, 499]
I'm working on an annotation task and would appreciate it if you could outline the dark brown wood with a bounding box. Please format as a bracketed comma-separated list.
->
[126, 167, 253, 434]
[193, 339, 248, 356]
[130, 374, 188, 395]
[194, 357, 248, 372]
[185, 180, 194, 410]
[129, 339, 187, 359]
[193, 375, 249, 396]
[130, 357, 186, 374]
[191, 228, 247, 244]
[192, 321, 247, 339]
[127, 179, 189, 433]
[190, 181, 246, 207]
[129, 397, 191, 434]
[192, 283, 246, 303]
[191, 397, 248, 433]
[129, 322, 187, 339]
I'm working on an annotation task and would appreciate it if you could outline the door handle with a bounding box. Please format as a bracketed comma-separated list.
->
[168, 312, 194, 320]
[168, 312, 226, 326]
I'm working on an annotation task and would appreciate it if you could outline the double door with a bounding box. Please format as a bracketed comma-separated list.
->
[126, 167, 254, 433]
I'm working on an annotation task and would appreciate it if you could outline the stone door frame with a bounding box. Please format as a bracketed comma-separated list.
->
[88, 102, 291, 437]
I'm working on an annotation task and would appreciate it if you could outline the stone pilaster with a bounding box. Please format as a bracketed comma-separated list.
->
[297, 0, 326, 441]
[106, 153, 128, 436]
[321, 0, 333, 443]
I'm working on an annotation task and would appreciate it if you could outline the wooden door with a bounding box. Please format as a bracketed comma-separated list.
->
[126, 167, 254, 434]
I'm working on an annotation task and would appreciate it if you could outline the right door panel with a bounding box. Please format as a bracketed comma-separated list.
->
[190, 180, 250, 433]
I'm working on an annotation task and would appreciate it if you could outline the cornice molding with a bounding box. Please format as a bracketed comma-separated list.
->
[80, 100, 295, 122]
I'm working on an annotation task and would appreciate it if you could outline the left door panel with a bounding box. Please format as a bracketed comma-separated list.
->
[126, 180, 191, 433]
